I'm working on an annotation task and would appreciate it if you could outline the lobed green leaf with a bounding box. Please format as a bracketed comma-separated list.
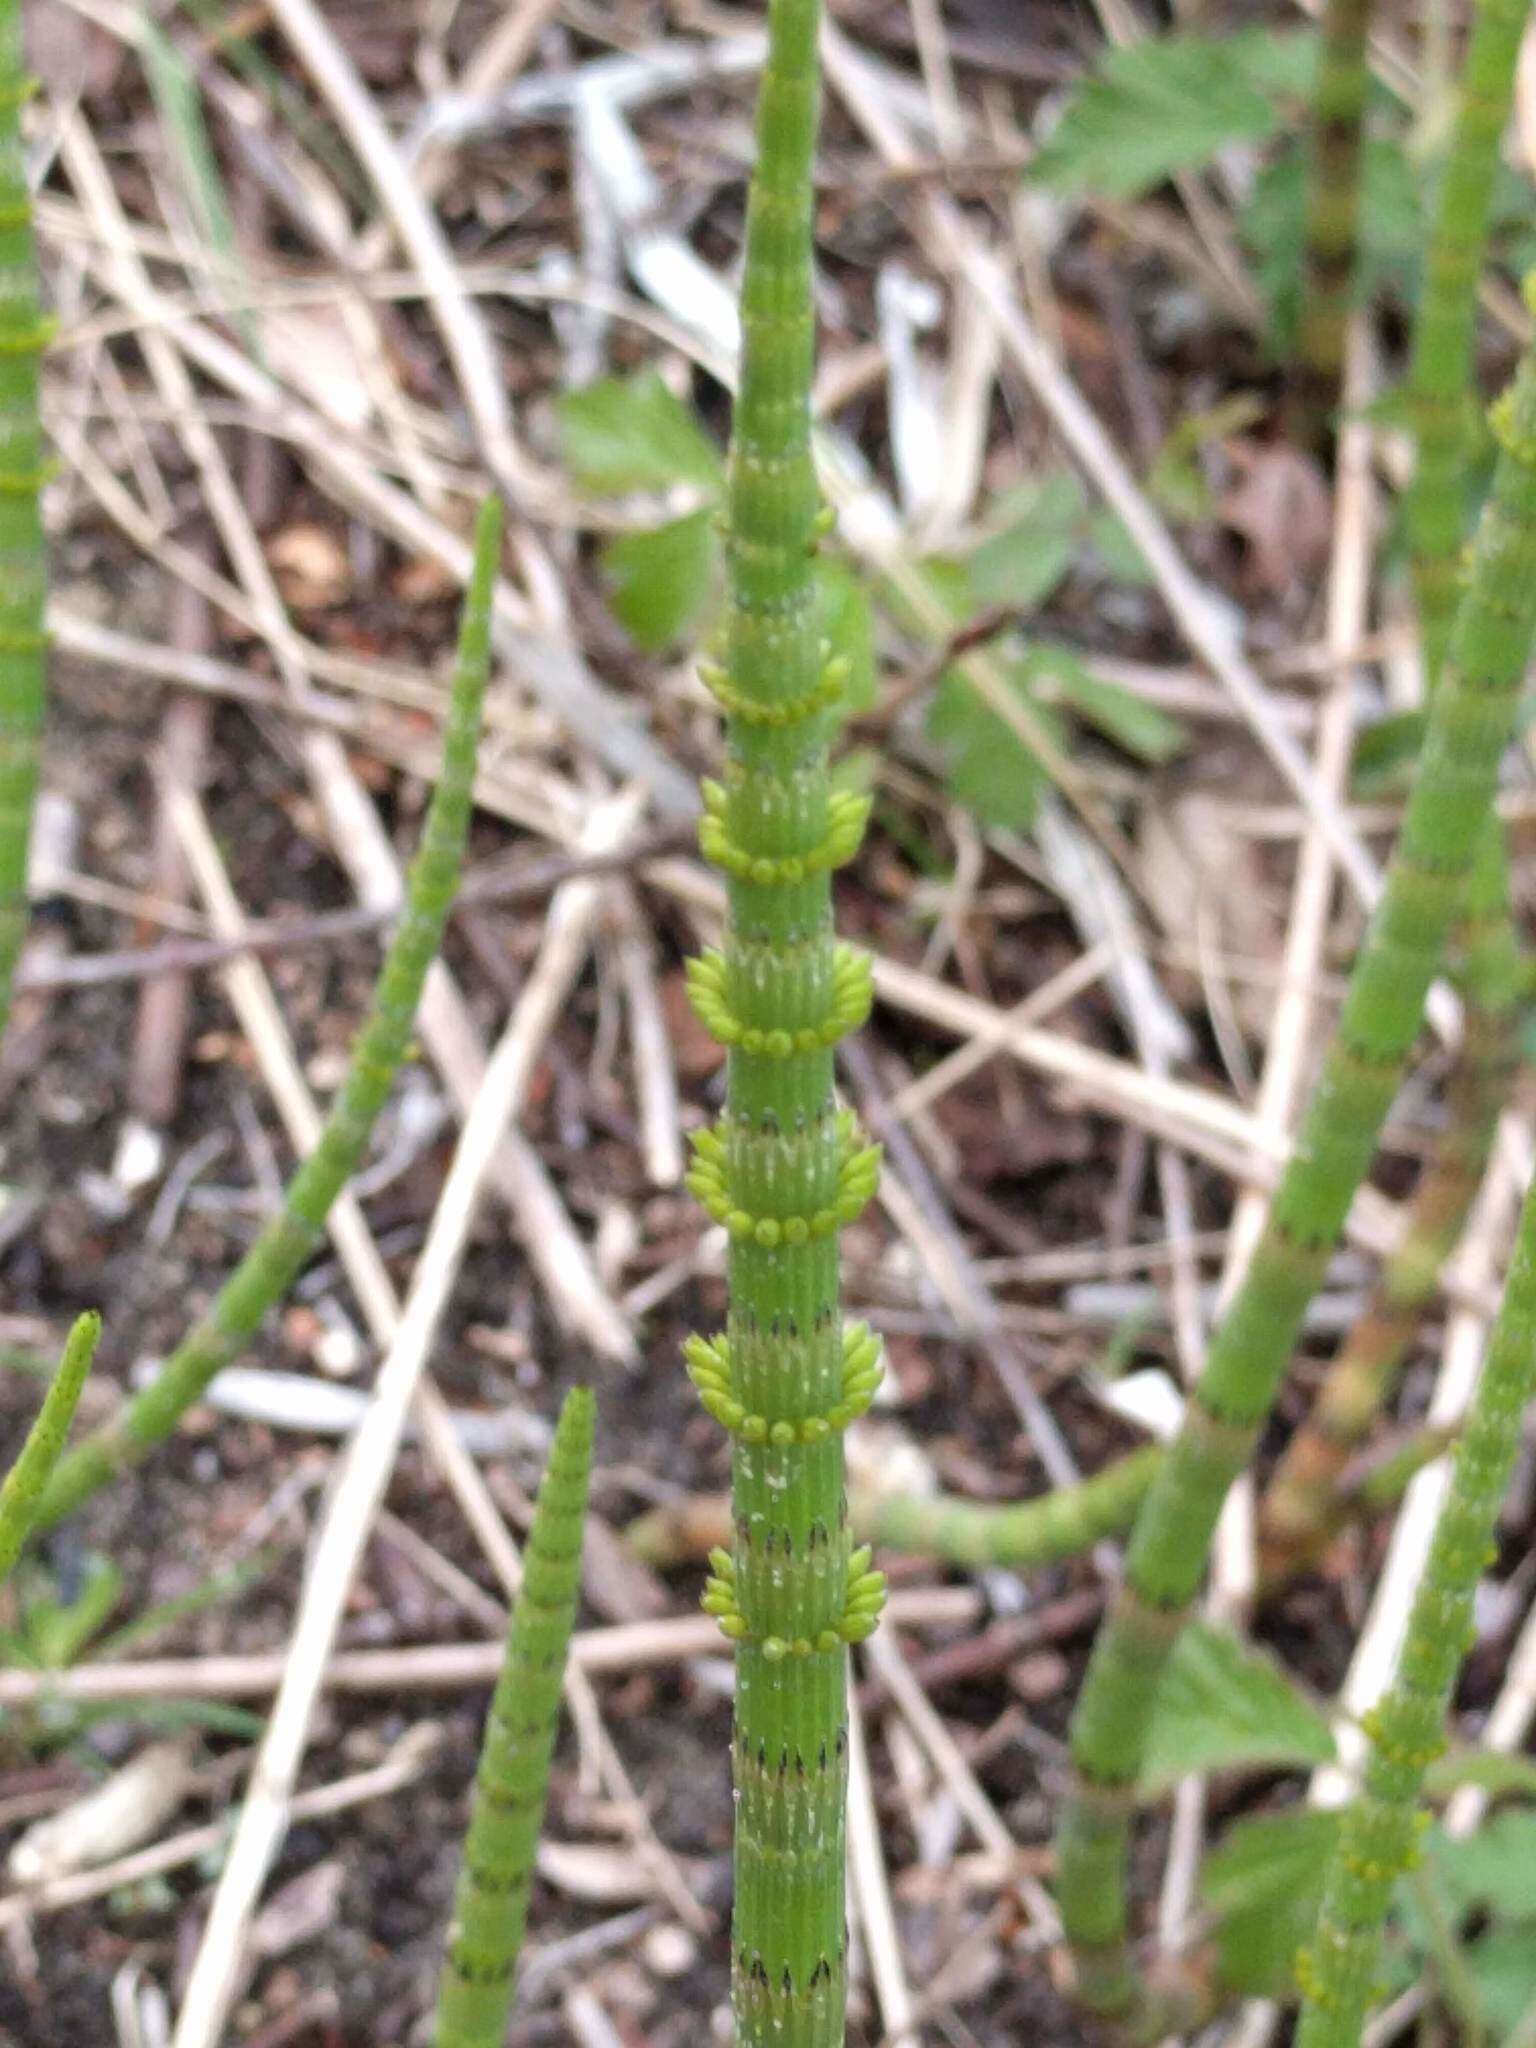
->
[558, 371, 723, 495]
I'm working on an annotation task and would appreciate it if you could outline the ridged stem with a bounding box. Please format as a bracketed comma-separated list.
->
[1056, 307, 1536, 2018]
[861, 1446, 1159, 1570]
[432, 1386, 594, 2048]
[34, 497, 502, 1528]
[1292, 0, 1373, 441]
[1261, 0, 1531, 1579]
[684, 7, 883, 2043]
[1295, 1168, 1536, 2043]
[0, 2, 51, 1039]
[1406, 0, 1531, 687]
[1257, 827, 1520, 1583]
[0, 1312, 98, 1583]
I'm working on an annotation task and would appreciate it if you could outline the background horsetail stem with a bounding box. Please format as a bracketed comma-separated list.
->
[432, 1386, 593, 2048]
[1406, 0, 1530, 686]
[860, 1445, 1159, 1571]
[684, 3, 883, 2041]
[1259, 0, 1530, 1581]
[1296, 1162, 1536, 2044]
[32, 496, 502, 1529]
[0, 1312, 98, 1582]
[1291, 0, 1373, 440]
[1056, 296, 1536, 2019]
[0, 1, 52, 1040]
[1258, 831, 1520, 1583]
[627, 1447, 1159, 1573]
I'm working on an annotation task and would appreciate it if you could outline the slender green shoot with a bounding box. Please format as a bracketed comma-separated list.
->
[1057, 292, 1536, 2018]
[432, 1386, 594, 2048]
[683, 3, 885, 2039]
[1262, 0, 1531, 1579]
[34, 496, 503, 1528]
[861, 1445, 1159, 1571]
[1292, 0, 1373, 440]
[1259, 830, 1520, 1583]
[0, 1313, 99, 1583]
[0, 3, 53, 1040]
[1405, 0, 1531, 685]
[1295, 1165, 1536, 2044]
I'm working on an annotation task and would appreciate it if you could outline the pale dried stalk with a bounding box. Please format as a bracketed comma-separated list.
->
[0, 1590, 980, 1712]
[260, 0, 531, 500]
[58, 121, 636, 1355]
[167, 815, 629, 2047]
[0, 1726, 442, 1934]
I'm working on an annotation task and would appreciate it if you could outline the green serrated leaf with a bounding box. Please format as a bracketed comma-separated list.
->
[600, 509, 720, 651]
[1204, 1805, 1341, 1997]
[1141, 1621, 1336, 1794]
[925, 662, 1057, 831]
[967, 472, 1086, 609]
[558, 372, 723, 496]
[1030, 647, 1188, 764]
[1028, 31, 1302, 200]
[815, 558, 877, 715]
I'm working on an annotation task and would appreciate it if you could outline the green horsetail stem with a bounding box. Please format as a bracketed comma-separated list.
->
[684, 5, 885, 2040]
[1292, 0, 1373, 440]
[0, 3, 52, 1040]
[1406, 0, 1530, 685]
[432, 1386, 593, 2048]
[1295, 1175, 1536, 2043]
[1056, 295, 1536, 2019]
[0, 1312, 98, 1582]
[626, 1445, 1157, 1573]
[1261, 0, 1530, 1580]
[33, 497, 502, 1529]
[860, 1444, 1159, 1571]
[1259, 832, 1520, 1585]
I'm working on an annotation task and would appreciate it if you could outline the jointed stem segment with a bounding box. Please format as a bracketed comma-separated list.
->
[1406, 0, 1531, 688]
[684, 1322, 883, 1443]
[35, 498, 504, 1529]
[1293, 0, 1373, 440]
[0, 15, 51, 1043]
[1260, 831, 1521, 1583]
[1297, 1159, 1536, 2044]
[1057, 300, 1536, 2018]
[432, 1386, 594, 2048]
[0, 1312, 99, 1584]
[683, 3, 881, 2039]
[1263, 0, 1533, 1586]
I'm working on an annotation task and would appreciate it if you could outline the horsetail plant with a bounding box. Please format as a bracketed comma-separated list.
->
[859, 1444, 1159, 1572]
[1260, 0, 1530, 1582]
[629, 1442, 1160, 1575]
[683, 2, 885, 2038]
[0, 0, 52, 1041]
[0, 1312, 98, 1584]
[1258, 830, 1521, 1583]
[32, 496, 502, 1529]
[432, 1385, 594, 2048]
[1404, 0, 1530, 687]
[1293, 0, 1374, 438]
[1056, 288, 1536, 2019]
[1294, 1161, 1536, 2044]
